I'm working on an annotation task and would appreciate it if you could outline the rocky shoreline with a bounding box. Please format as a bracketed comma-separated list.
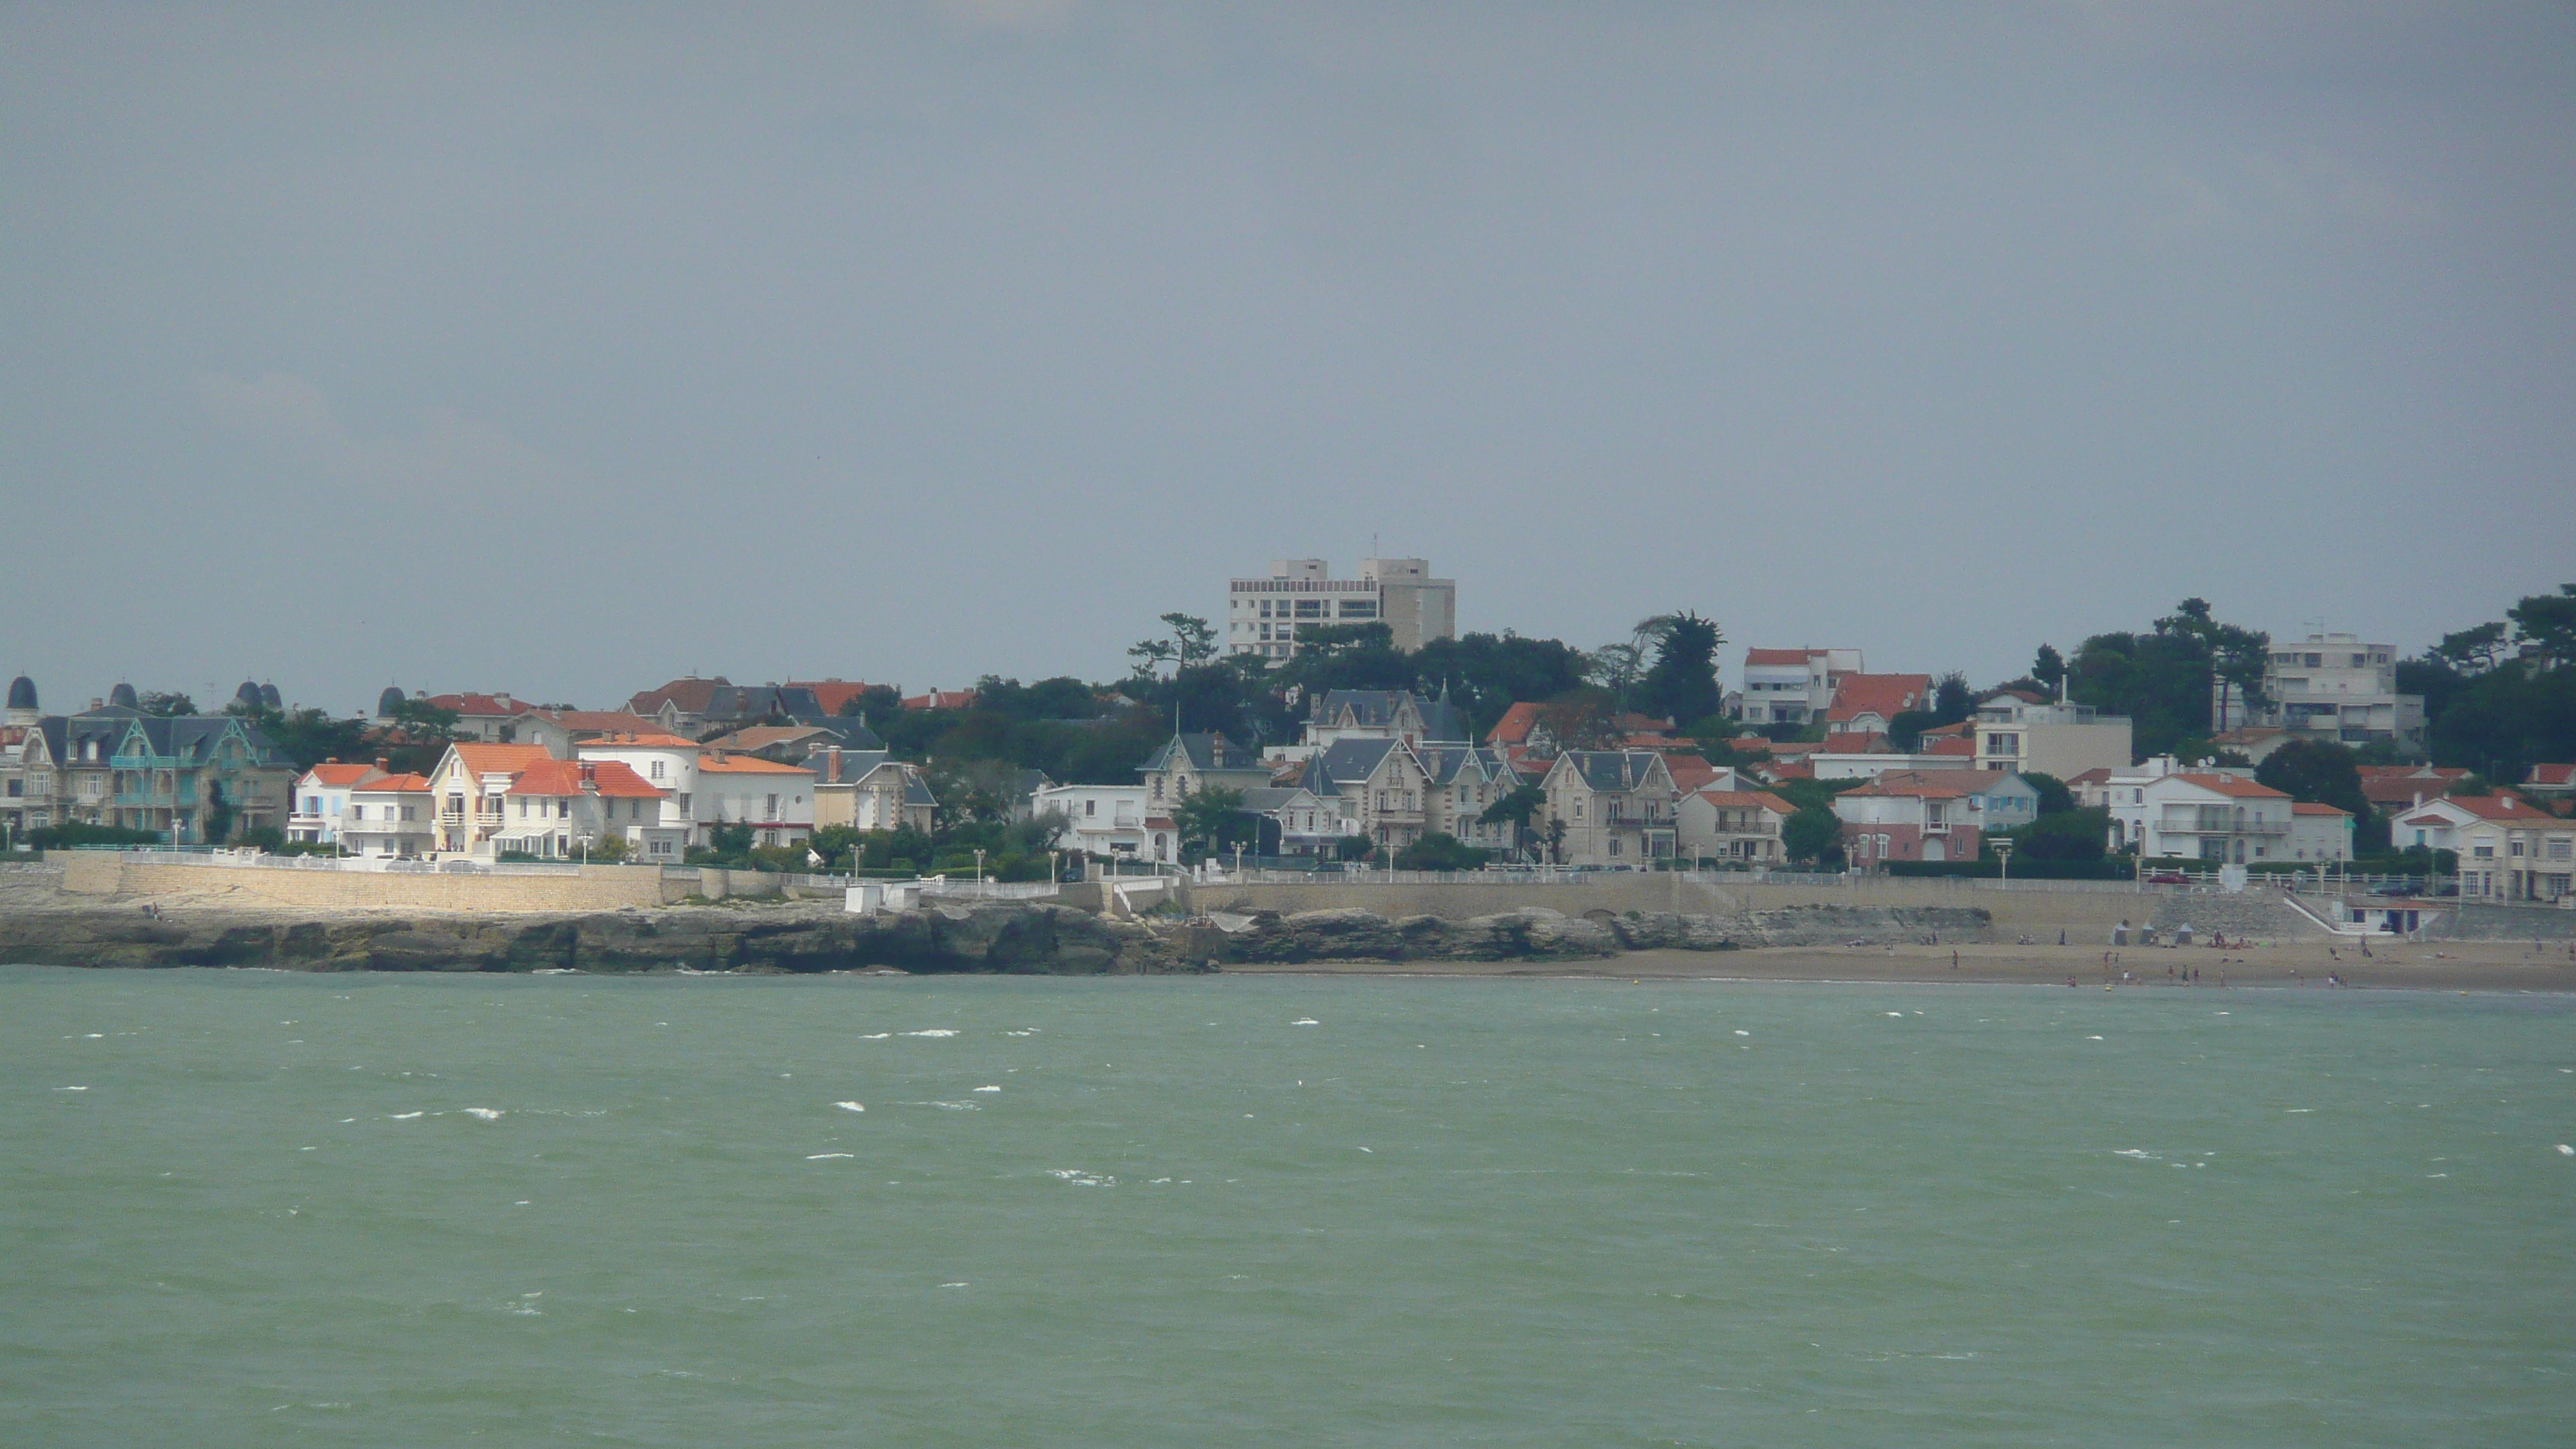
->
[0, 898, 1993, 974]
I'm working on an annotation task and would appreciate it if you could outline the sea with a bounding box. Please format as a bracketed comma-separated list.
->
[4, 964, 2571, 1447]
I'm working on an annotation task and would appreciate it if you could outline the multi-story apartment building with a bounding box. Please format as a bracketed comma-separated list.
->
[1973, 693, 2134, 779]
[1733, 648, 1862, 728]
[341, 772, 436, 858]
[1225, 558, 1457, 663]
[2245, 632, 2425, 748]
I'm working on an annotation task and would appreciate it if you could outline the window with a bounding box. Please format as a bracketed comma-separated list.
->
[402, 805, 416, 822]
[2474, 844, 2494, 859]
[1338, 600, 1376, 619]
[1294, 600, 1325, 618]
[649, 759, 666, 780]
[766, 793, 779, 818]
[1084, 799, 1096, 817]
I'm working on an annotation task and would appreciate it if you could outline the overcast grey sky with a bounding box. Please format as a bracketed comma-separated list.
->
[5, 2, 2570, 715]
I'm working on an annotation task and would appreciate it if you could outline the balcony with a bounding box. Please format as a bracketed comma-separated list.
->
[115, 789, 176, 808]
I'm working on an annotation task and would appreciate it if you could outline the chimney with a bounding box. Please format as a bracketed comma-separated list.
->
[375, 757, 390, 772]
[826, 746, 842, 783]
[711, 748, 728, 764]
[580, 762, 596, 786]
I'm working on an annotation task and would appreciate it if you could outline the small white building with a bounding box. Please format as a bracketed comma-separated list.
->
[1735, 647, 1861, 728]
[577, 731, 707, 836]
[1034, 783, 1157, 861]
[1973, 694, 2133, 781]
[288, 761, 379, 844]
[2287, 802, 2355, 862]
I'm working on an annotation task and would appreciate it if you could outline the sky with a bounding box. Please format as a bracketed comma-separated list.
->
[4, 2, 2571, 717]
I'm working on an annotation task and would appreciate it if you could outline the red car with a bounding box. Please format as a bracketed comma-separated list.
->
[2143, 871, 2188, 885]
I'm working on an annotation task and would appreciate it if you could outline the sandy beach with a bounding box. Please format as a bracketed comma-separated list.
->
[1224, 937, 2576, 993]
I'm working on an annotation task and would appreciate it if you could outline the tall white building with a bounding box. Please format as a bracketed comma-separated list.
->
[2239, 632, 2424, 748]
[1225, 558, 1456, 662]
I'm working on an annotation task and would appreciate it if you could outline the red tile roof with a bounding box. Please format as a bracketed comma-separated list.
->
[1486, 701, 1546, 746]
[2172, 772, 2290, 800]
[1922, 737, 1977, 758]
[786, 680, 878, 718]
[1693, 789, 1794, 815]
[300, 762, 376, 787]
[2291, 802, 2352, 817]
[426, 692, 529, 717]
[2409, 793, 2550, 823]
[1743, 648, 1822, 666]
[1664, 755, 1723, 793]
[351, 772, 431, 793]
[1815, 731, 1889, 754]
[2524, 763, 2575, 789]
[579, 731, 704, 751]
[697, 752, 816, 775]
[2356, 764, 2472, 807]
[505, 759, 667, 799]
[1826, 673, 1930, 724]
[901, 689, 977, 711]
[446, 743, 556, 776]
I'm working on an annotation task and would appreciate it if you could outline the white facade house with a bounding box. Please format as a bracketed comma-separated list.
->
[1677, 789, 1795, 863]
[288, 761, 379, 844]
[1226, 557, 1457, 662]
[1034, 783, 1158, 861]
[694, 752, 816, 848]
[494, 758, 683, 861]
[2387, 793, 2572, 902]
[1240, 786, 1334, 858]
[340, 772, 435, 858]
[1735, 648, 1860, 727]
[2110, 770, 2293, 863]
[1974, 695, 2134, 780]
[576, 732, 705, 837]
[1832, 770, 2037, 867]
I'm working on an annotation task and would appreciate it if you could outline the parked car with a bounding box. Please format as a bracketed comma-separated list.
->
[2143, 871, 2187, 885]
[2369, 881, 2420, 897]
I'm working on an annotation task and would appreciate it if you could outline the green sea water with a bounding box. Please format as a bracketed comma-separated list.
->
[3, 965, 2571, 1447]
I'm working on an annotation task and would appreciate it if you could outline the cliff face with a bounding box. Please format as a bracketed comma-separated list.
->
[0, 899, 1991, 974]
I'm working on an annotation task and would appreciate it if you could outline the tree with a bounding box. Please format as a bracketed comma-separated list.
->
[1584, 639, 1646, 706]
[834, 684, 904, 721]
[1540, 816, 1568, 864]
[1129, 612, 1217, 679]
[2433, 622, 2510, 675]
[2019, 771, 2075, 817]
[2509, 584, 2576, 666]
[2033, 644, 2067, 693]
[2065, 598, 2271, 758]
[1395, 832, 1489, 872]
[1886, 710, 1938, 752]
[1930, 672, 1975, 727]
[139, 691, 197, 717]
[1334, 833, 1377, 863]
[1991, 807, 2109, 863]
[1478, 783, 1547, 856]
[2254, 740, 2371, 819]
[228, 704, 371, 772]
[1410, 632, 1590, 737]
[1780, 807, 1841, 866]
[203, 780, 235, 844]
[1171, 786, 1255, 861]
[1536, 689, 1621, 751]
[1636, 611, 1725, 725]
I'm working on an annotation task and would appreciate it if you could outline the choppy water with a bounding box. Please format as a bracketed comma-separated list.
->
[4, 965, 2571, 1447]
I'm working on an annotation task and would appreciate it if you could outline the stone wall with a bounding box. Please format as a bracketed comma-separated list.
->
[2434, 902, 2576, 941]
[53, 856, 666, 913]
[1206, 876, 2180, 940]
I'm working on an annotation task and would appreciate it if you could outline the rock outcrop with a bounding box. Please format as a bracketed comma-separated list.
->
[0, 898, 1991, 973]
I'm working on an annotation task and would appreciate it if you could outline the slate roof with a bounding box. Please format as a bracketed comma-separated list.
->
[1310, 688, 1468, 744]
[1416, 743, 1511, 788]
[1141, 731, 1263, 775]
[1239, 786, 1319, 814]
[6, 675, 34, 711]
[1553, 750, 1670, 793]
[1298, 738, 1408, 797]
[625, 677, 731, 716]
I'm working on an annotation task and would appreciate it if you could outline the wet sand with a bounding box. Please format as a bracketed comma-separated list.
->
[1225, 938, 2576, 992]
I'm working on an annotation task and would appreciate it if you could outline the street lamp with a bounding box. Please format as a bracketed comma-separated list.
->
[1992, 834, 2016, 886]
[973, 848, 985, 886]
